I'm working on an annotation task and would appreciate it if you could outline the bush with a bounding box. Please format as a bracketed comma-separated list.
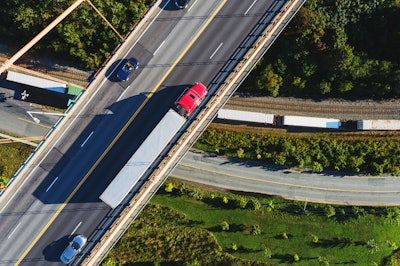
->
[246, 199, 261, 210]
[220, 221, 230, 231]
[250, 224, 261, 235]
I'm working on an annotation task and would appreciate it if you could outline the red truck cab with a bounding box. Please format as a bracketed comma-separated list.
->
[175, 82, 207, 117]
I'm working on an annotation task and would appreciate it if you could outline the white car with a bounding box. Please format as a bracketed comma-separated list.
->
[60, 235, 87, 264]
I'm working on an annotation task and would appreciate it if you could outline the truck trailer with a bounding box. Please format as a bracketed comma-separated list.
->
[100, 83, 207, 208]
[283, 115, 341, 129]
[357, 120, 400, 130]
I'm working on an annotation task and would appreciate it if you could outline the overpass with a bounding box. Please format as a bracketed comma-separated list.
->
[0, 0, 305, 265]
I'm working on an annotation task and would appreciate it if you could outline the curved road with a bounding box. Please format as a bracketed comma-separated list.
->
[173, 150, 400, 206]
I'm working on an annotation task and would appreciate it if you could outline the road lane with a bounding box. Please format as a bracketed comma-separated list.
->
[174, 150, 400, 206]
[0, 0, 290, 264]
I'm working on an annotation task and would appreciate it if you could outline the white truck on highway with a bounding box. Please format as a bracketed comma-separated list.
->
[100, 83, 207, 208]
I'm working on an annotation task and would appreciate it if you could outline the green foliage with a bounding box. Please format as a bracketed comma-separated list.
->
[220, 221, 230, 231]
[244, 0, 400, 98]
[0, 0, 151, 68]
[263, 247, 272, 259]
[222, 196, 229, 205]
[195, 128, 400, 176]
[0, 142, 34, 186]
[293, 253, 300, 262]
[324, 205, 336, 218]
[312, 234, 319, 244]
[318, 256, 330, 266]
[246, 199, 261, 210]
[367, 239, 380, 254]
[250, 224, 261, 236]
[231, 243, 238, 251]
[113, 179, 400, 265]
[165, 182, 174, 193]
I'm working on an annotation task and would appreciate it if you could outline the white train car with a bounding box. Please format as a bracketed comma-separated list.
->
[283, 116, 341, 129]
[357, 120, 400, 130]
[217, 109, 274, 124]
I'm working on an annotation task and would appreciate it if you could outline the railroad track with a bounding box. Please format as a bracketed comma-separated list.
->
[225, 95, 400, 120]
[2, 54, 399, 120]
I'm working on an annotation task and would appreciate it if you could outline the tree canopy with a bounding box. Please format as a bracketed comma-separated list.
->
[244, 0, 400, 99]
[0, 0, 151, 68]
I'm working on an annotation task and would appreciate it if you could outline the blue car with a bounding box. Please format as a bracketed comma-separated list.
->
[117, 58, 139, 81]
[175, 0, 189, 9]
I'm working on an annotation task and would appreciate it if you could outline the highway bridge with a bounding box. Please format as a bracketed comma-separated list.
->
[0, 0, 304, 264]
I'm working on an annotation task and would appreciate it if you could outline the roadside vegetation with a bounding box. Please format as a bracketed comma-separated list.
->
[242, 0, 400, 99]
[0, 139, 34, 187]
[194, 124, 400, 176]
[103, 179, 400, 265]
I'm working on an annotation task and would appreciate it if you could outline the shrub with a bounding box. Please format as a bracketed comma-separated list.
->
[165, 182, 174, 193]
[221, 221, 230, 231]
[250, 224, 261, 235]
[324, 205, 336, 218]
[246, 199, 261, 210]
[294, 254, 300, 262]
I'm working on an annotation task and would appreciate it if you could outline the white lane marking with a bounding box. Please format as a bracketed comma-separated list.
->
[209, 42, 224, 59]
[69, 222, 82, 239]
[106, 0, 170, 79]
[188, 0, 199, 12]
[8, 223, 21, 240]
[153, 40, 166, 55]
[0, 0, 168, 215]
[46, 177, 59, 192]
[81, 131, 94, 148]
[245, 0, 257, 15]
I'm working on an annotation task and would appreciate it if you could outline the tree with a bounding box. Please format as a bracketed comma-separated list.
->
[165, 182, 174, 193]
[366, 239, 379, 254]
[312, 161, 323, 172]
[220, 221, 230, 231]
[256, 65, 283, 96]
[324, 205, 336, 218]
[263, 247, 272, 259]
[250, 224, 261, 235]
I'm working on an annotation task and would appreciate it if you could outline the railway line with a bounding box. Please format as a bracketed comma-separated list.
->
[225, 94, 400, 120]
[1, 54, 399, 121]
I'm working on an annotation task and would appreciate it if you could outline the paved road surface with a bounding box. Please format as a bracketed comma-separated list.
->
[173, 150, 400, 206]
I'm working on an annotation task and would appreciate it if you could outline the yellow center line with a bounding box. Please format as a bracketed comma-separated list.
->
[180, 163, 400, 193]
[16, 1, 227, 264]
[18, 117, 51, 129]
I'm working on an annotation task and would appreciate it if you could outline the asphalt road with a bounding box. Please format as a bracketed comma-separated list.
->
[173, 150, 400, 206]
[0, 0, 284, 265]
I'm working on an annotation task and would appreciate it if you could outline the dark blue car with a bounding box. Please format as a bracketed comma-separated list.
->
[175, 0, 189, 9]
[117, 58, 139, 81]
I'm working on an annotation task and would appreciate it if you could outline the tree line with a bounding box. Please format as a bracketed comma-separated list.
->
[194, 128, 400, 176]
[242, 0, 400, 99]
[0, 0, 151, 68]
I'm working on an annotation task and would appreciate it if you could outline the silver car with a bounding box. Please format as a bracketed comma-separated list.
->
[60, 235, 87, 264]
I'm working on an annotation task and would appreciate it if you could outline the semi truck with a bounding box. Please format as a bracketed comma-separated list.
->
[100, 83, 207, 208]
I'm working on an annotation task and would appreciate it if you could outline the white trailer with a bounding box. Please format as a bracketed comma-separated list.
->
[357, 120, 400, 130]
[100, 109, 186, 208]
[6, 71, 67, 93]
[217, 109, 274, 124]
[283, 116, 341, 129]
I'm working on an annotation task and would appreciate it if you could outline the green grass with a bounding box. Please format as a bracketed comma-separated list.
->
[104, 179, 400, 265]
[0, 141, 34, 186]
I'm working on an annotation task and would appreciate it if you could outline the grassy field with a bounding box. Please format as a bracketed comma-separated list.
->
[0, 139, 34, 187]
[104, 179, 400, 266]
